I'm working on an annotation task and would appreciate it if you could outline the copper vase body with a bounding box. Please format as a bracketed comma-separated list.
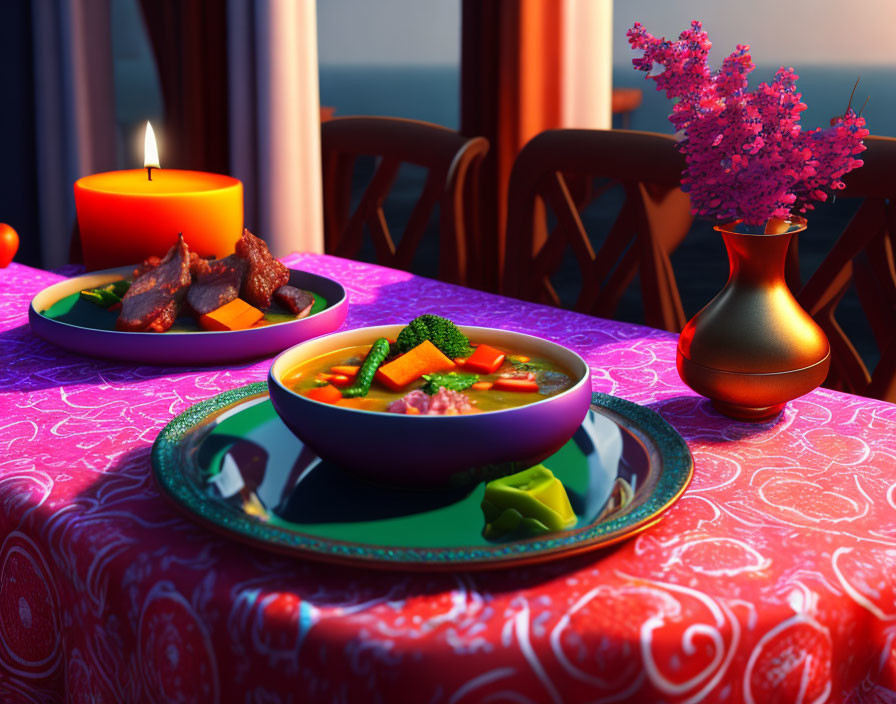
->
[676, 220, 830, 421]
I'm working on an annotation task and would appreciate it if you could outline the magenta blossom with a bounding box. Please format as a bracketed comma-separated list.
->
[628, 21, 868, 226]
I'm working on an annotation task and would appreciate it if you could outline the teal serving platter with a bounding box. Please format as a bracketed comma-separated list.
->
[151, 383, 694, 570]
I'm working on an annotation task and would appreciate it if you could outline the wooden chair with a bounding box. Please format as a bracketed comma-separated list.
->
[502, 129, 693, 332]
[795, 136, 896, 402]
[321, 117, 489, 286]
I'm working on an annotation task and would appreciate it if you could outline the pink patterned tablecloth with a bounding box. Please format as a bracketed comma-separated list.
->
[2, 254, 896, 704]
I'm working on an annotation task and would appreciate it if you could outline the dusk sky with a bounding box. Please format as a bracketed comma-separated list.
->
[316, 0, 896, 67]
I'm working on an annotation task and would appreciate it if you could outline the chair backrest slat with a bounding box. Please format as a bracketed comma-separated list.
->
[854, 249, 895, 352]
[544, 173, 598, 265]
[394, 172, 442, 271]
[795, 135, 896, 402]
[799, 199, 883, 315]
[367, 207, 397, 264]
[335, 157, 401, 259]
[321, 117, 488, 286]
[503, 129, 692, 332]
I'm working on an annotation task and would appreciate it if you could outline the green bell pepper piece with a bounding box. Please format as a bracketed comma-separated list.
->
[481, 464, 577, 540]
[79, 280, 131, 308]
[108, 279, 131, 297]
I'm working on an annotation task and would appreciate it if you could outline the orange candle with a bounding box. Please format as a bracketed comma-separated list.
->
[73, 123, 243, 270]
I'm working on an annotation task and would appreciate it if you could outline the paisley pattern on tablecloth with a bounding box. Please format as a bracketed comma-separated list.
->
[2, 254, 896, 703]
[0, 532, 61, 679]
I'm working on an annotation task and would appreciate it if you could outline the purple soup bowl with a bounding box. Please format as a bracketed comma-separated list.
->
[268, 325, 592, 489]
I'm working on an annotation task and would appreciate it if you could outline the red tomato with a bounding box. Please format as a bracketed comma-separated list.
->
[0, 224, 19, 268]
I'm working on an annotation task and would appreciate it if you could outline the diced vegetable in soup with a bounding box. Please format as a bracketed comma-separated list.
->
[283, 340, 578, 413]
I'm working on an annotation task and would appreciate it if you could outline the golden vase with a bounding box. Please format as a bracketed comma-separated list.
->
[676, 217, 830, 421]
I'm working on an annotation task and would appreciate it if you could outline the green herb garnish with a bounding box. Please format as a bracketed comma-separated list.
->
[421, 371, 479, 395]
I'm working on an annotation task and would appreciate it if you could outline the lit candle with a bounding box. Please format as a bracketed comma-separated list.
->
[74, 122, 243, 270]
[144, 120, 160, 180]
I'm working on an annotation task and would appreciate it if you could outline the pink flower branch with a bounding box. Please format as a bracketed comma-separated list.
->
[628, 21, 869, 226]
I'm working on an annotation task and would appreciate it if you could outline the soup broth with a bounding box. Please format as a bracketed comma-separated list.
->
[284, 342, 579, 413]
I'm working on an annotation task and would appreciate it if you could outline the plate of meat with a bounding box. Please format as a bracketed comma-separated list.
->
[28, 230, 348, 365]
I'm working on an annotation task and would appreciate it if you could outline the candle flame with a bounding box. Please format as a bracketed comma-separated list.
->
[144, 122, 160, 169]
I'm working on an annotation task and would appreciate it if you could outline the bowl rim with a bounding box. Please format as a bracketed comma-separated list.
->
[268, 323, 592, 418]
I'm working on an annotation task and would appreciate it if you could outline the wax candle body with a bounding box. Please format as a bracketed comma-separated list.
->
[74, 169, 243, 270]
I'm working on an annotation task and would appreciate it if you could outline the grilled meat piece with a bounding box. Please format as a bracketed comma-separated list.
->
[189, 252, 212, 279]
[273, 286, 315, 318]
[117, 235, 192, 332]
[186, 254, 248, 316]
[136, 250, 209, 280]
[142, 298, 180, 333]
[132, 255, 162, 279]
[234, 229, 289, 308]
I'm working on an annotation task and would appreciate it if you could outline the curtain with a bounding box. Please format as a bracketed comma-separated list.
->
[137, 0, 230, 174]
[562, 0, 612, 131]
[0, 0, 39, 266]
[138, 0, 324, 257]
[31, 0, 118, 268]
[460, 0, 563, 291]
[227, 0, 324, 256]
[460, 0, 612, 291]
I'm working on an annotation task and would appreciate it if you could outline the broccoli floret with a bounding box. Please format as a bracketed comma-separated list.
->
[421, 371, 479, 395]
[395, 314, 470, 358]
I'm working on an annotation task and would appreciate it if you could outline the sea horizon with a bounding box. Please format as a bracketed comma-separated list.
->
[320, 63, 895, 137]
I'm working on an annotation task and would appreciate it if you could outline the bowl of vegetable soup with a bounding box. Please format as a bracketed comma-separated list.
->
[268, 316, 592, 488]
